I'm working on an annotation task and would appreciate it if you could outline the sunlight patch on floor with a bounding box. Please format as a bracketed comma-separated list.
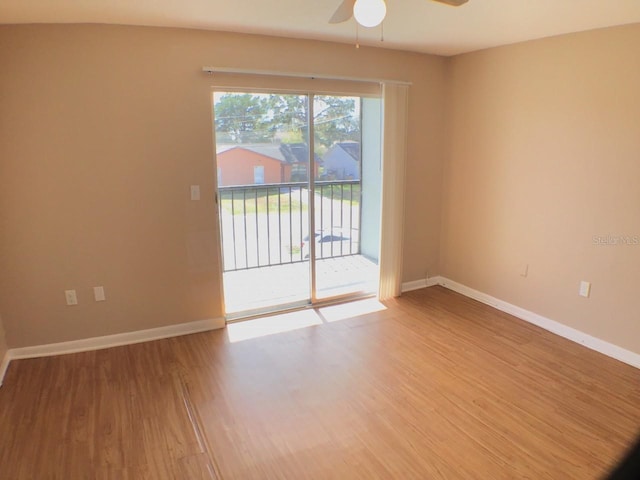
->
[317, 298, 386, 323]
[226, 298, 387, 343]
[226, 309, 322, 343]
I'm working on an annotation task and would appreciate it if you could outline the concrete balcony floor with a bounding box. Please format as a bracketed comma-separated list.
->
[223, 254, 378, 316]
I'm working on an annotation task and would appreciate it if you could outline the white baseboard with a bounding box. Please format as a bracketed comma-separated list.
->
[0, 350, 10, 387]
[434, 277, 640, 370]
[6, 317, 225, 364]
[401, 276, 443, 292]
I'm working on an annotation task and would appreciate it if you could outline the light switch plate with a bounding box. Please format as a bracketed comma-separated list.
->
[579, 281, 591, 298]
[190, 185, 200, 201]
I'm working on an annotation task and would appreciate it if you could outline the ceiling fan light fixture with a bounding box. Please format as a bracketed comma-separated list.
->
[353, 0, 386, 28]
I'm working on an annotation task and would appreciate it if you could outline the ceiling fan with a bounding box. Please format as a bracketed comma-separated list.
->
[330, 0, 468, 27]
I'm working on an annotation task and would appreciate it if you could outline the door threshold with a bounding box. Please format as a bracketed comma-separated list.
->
[225, 300, 311, 323]
[225, 291, 377, 324]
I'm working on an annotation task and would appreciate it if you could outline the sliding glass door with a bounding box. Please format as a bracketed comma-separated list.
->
[213, 90, 381, 318]
[311, 95, 380, 301]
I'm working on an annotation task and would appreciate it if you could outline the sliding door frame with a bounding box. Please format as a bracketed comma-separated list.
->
[307, 94, 318, 304]
[210, 80, 398, 319]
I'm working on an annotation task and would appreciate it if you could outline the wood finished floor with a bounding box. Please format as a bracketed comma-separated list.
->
[1, 286, 639, 479]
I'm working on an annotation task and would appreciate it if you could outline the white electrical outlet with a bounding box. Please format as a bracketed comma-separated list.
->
[94, 286, 106, 302]
[65, 289, 78, 306]
[190, 185, 200, 201]
[579, 281, 591, 298]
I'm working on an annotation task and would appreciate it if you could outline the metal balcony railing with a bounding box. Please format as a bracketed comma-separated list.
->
[218, 181, 361, 272]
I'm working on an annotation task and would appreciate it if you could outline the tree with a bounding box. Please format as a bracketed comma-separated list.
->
[214, 94, 271, 144]
[314, 96, 360, 150]
[267, 94, 310, 143]
[214, 93, 361, 149]
[267, 95, 360, 150]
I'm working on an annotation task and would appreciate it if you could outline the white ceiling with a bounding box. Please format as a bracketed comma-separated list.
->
[2, 0, 640, 56]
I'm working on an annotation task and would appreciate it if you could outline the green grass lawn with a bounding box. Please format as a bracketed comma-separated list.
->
[317, 183, 360, 205]
[220, 188, 307, 215]
[219, 184, 360, 215]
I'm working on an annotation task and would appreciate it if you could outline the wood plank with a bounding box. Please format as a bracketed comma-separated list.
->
[0, 286, 638, 479]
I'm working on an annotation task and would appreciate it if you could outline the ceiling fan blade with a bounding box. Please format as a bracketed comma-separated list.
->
[329, 0, 357, 24]
[431, 0, 469, 6]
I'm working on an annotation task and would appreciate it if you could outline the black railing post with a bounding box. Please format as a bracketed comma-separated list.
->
[266, 187, 271, 264]
[231, 191, 238, 271]
[218, 181, 360, 272]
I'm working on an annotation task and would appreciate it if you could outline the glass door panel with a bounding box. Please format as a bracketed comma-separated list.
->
[214, 91, 381, 318]
[312, 95, 380, 301]
[214, 92, 311, 316]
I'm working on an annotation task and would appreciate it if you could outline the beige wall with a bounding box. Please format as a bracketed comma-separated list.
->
[441, 24, 640, 354]
[0, 25, 446, 348]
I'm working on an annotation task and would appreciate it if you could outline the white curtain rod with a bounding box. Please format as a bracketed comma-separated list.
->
[201, 67, 412, 86]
